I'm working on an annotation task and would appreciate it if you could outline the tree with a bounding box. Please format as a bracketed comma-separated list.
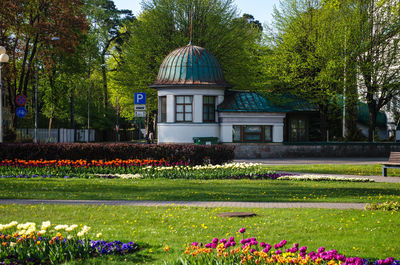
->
[266, 0, 347, 140]
[0, 0, 87, 129]
[108, 0, 261, 121]
[355, 0, 400, 141]
[85, 0, 134, 111]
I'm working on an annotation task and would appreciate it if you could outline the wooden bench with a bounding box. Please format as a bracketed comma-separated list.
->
[382, 152, 400, 176]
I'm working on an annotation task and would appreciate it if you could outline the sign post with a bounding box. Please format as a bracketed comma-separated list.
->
[134, 92, 146, 141]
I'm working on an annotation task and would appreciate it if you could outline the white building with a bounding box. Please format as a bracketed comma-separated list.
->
[150, 43, 290, 144]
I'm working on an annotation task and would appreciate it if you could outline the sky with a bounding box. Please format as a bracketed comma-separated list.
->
[113, 0, 281, 25]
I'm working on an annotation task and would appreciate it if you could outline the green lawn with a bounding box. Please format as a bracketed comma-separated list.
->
[263, 164, 400, 176]
[0, 204, 398, 264]
[1, 178, 400, 203]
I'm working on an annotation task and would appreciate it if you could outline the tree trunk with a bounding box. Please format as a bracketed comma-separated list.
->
[70, 88, 75, 129]
[48, 111, 53, 140]
[368, 104, 377, 142]
[319, 104, 329, 141]
[101, 54, 108, 111]
[18, 38, 31, 94]
[23, 33, 39, 96]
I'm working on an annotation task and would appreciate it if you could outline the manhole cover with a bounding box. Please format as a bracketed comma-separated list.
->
[216, 212, 257, 218]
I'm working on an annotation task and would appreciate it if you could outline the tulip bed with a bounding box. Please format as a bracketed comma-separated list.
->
[0, 221, 138, 264]
[0, 159, 290, 180]
[1, 205, 400, 265]
[166, 228, 400, 265]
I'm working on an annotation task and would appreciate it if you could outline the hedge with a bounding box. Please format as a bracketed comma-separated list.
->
[0, 143, 235, 165]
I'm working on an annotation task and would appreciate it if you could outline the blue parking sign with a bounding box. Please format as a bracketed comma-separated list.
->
[134, 93, 146, 104]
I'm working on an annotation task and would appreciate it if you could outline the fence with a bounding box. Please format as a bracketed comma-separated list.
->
[16, 128, 96, 143]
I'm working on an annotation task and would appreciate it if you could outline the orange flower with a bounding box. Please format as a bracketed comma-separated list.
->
[37, 241, 41, 245]
[2, 242, 7, 246]
[164, 245, 170, 252]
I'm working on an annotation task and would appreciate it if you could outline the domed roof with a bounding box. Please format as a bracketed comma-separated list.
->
[150, 43, 230, 88]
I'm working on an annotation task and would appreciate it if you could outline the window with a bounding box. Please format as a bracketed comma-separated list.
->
[203, 96, 216, 122]
[175, 96, 193, 122]
[289, 118, 307, 142]
[232, 125, 273, 143]
[159, 96, 166, 122]
[232, 126, 241, 142]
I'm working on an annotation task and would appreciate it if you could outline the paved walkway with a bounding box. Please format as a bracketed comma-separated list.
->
[234, 157, 386, 165]
[0, 199, 366, 210]
[234, 157, 400, 183]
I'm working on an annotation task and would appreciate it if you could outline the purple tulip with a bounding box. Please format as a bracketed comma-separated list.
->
[239, 228, 246, 233]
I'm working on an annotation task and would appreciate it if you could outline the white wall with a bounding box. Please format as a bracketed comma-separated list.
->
[158, 123, 220, 143]
[220, 124, 233, 142]
[159, 88, 224, 124]
[218, 112, 286, 143]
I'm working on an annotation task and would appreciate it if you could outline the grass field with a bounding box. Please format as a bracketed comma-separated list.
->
[1, 178, 400, 203]
[263, 164, 400, 176]
[0, 204, 398, 264]
[1, 163, 399, 264]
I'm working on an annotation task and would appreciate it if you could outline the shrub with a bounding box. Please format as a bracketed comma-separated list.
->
[0, 143, 235, 165]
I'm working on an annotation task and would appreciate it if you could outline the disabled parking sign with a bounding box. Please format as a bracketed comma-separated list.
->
[134, 93, 146, 104]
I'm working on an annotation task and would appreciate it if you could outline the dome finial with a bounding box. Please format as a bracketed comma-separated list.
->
[189, 4, 193, 44]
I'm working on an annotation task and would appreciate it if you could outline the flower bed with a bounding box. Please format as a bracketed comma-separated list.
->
[0, 160, 377, 182]
[0, 221, 138, 264]
[365, 201, 400, 211]
[0, 160, 290, 180]
[165, 228, 399, 265]
[277, 175, 375, 182]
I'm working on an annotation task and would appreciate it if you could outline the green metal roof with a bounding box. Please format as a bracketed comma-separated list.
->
[357, 102, 387, 128]
[150, 43, 230, 88]
[218, 91, 387, 128]
[335, 96, 387, 128]
[217, 91, 317, 113]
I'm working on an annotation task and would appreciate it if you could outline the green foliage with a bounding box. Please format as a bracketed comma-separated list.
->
[108, 0, 262, 119]
[265, 1, 347, 122]
[0, 143, 235, 165]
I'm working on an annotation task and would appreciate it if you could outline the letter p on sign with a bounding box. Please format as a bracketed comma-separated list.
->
[134, 92, 146, 104]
